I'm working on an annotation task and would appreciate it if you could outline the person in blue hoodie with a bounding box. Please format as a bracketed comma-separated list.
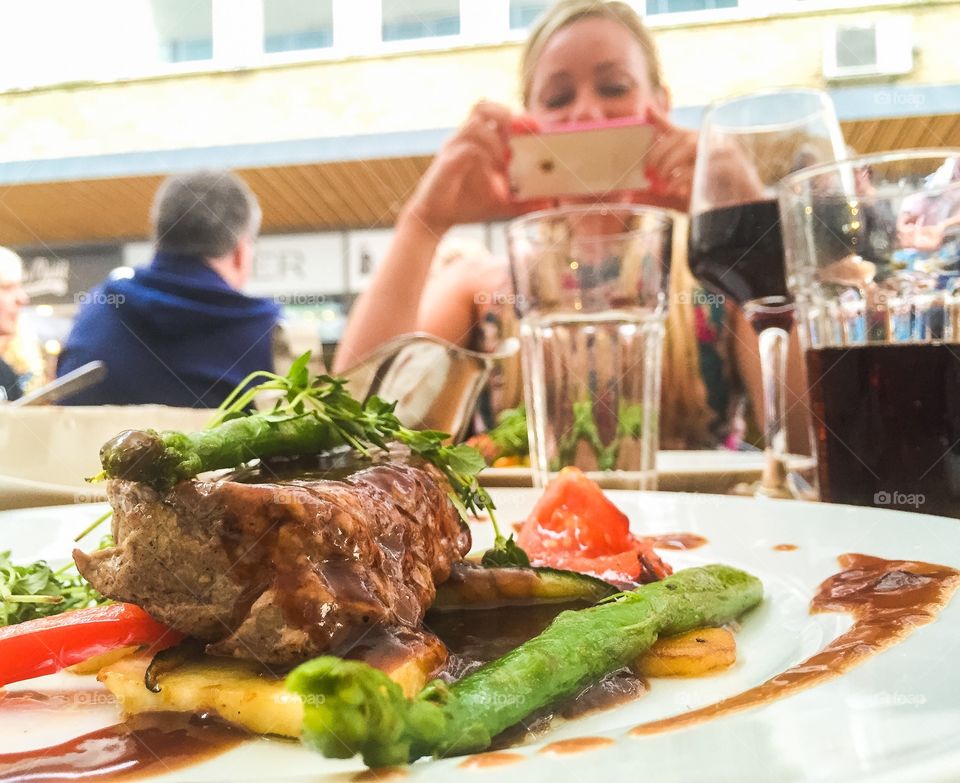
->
[57, 169, 280, 407]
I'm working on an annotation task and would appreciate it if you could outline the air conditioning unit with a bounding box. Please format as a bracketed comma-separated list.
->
[823, 16, 913, 80]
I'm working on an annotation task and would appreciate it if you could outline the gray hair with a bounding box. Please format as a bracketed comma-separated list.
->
[151, 169, 262, 258]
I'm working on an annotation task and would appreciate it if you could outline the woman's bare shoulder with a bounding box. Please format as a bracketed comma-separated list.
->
[428, 252, 509, 298]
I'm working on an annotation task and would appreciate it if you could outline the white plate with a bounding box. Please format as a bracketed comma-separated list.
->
[481, 451, 816, 493]
[0, 405, 212, 510]
[2, 493, 959, 782]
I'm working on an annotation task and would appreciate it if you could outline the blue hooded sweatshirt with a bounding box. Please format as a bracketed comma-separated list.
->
[57, 252, 280, 407]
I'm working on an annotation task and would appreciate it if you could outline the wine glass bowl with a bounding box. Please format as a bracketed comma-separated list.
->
[689, 88, 847, 309]
[688, 89, 846, 495]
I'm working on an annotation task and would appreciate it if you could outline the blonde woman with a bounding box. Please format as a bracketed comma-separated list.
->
[336, 0, 802, 451]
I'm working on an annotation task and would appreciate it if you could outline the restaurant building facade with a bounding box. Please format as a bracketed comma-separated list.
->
[0, 0, 958, 362]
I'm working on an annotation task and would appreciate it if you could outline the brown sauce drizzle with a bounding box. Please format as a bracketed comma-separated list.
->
[773, 544, 798, 552]
[214, 457, 457, 659]
[488, 668, 648, 750]
[559, 670, 648, 720]
[459, 751, 525, 769]
[643, 533, 708, 551]
[0, 712, 246, 782]
[539, 736, 615, 755]
[0, 689, 116, 711]
[631, 553, 960, 737]
[430, 603, 575, 668]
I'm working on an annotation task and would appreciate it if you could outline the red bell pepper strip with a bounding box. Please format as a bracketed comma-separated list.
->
[0, 603, 184, 687]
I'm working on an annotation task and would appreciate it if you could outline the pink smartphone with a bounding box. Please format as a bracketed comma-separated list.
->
[508, 118, 655, 201]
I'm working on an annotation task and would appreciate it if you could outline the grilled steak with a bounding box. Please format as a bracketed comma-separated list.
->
[74, 461, 470, 667]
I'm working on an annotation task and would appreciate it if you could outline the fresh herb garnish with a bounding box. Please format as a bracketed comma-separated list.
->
[210, 355, 491, 514]
[213, 352, 530, 565]
[557, 399, 605, 469]
[0, 537, 111, 626]
[487, 405, 529, 459]
[93, 354, 527, 565]
[480, 535, 530, 568]
[599, 402, 648, 471]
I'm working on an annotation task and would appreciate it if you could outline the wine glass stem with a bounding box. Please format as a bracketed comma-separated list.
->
[758, 326, 789, 459]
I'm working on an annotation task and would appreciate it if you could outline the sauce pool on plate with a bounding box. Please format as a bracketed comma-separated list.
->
[0, 712, 245, 782]
[631, 553, 960, 736]
[644, 533, 709, 551]
[539, 736, 615, 755]
[0, 689, 116, 711]
[459, 752, 526, 769]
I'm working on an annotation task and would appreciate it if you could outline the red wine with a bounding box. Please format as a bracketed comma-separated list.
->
[806, 343, 960, 518]
[689, 200, 788, 306]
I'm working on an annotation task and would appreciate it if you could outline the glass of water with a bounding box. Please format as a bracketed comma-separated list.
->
[507, 204, 673, 490]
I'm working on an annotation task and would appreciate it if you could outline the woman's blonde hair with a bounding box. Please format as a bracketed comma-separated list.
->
[520, 0, 664, 108]
[660, 215, 712, 448]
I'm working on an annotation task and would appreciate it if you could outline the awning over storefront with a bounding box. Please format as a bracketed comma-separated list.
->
[2, 83, 958, 247]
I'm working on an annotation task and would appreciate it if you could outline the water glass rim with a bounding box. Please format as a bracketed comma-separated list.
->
[506, 202, 673, 241]
[779, 147, 960, 193]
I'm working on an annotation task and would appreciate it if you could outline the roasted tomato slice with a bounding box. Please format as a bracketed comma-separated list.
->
[518, 467, 671, 583]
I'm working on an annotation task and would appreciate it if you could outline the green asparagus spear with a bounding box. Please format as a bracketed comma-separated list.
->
[98, 413, 343, 488]
[286, 564, 762, 767]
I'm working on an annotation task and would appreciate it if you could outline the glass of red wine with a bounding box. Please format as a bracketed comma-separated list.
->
[688, 89, 845, 494]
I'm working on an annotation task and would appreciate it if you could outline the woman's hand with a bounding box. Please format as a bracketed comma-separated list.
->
[644, 105, 767, 212]
[403, 101, 520, 236]
[642, 104, 700, 212]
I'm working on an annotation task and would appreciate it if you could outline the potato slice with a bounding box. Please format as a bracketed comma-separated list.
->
[99, 654, 304, 738]
[67, 645, 139, 675]
[97, 632, 447, 738]
[633, 627, 736, 678]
